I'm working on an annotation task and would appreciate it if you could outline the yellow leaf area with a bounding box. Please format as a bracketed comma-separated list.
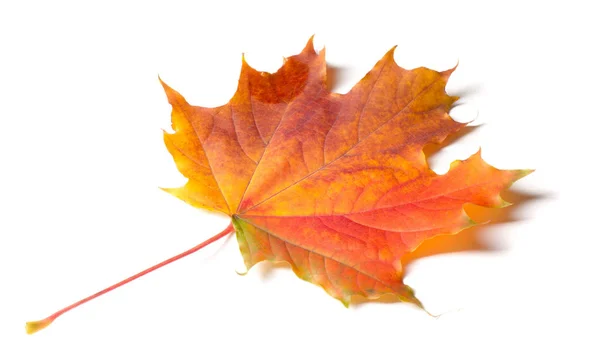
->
[161, 38, 531, 306]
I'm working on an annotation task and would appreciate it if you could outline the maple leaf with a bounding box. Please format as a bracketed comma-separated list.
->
[160, 37, 531, 306]
[26, 37, 531, 334]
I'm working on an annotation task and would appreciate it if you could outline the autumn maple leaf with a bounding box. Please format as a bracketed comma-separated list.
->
[26, 37, 531, 334]
[160, 37, 531, 305]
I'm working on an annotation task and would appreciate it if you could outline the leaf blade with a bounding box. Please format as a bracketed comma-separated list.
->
[164, 38, 532, 305]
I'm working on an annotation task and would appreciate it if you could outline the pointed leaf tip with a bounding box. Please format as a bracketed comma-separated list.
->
[442, 60, 459, 78]
[499, 198, 513, 208]
[158, 76, 172, 94]
[159, 77, 170, 90]
[386, 45, 398, 57]
[303, 35, 316, 53]
[519, 169, 535, 178]
[235, 268, 248, 276]
[158, 78, 187, 106]
[378, 45, 398, 66]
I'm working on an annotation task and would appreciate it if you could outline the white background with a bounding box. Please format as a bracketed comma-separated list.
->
[1, 0, 598, 352]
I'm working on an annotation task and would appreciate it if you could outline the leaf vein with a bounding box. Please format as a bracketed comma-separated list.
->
[241, 76, 444, 214]
[239, 218, 395, 293]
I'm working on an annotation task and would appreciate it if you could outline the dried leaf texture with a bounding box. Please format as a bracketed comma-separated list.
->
[162, 38, 530, 305]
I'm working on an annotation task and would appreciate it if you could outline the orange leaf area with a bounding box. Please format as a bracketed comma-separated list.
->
[162, 37, 531, 306]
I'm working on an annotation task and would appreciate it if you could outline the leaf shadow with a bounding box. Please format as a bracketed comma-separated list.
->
[401, 189, 542, 269]
[250, 125, 547, 308]
[423, 124, 481, 158]
[326, 64, 354, 93]
[350, 189, 545, 308]
[206, 231, 235, 259]
[447, 83, 484, 101]
[411, 123, 544, 266]
[351, 126, 547, 307]
[351, 293, 407, 306]
[255, 261, 291, 281]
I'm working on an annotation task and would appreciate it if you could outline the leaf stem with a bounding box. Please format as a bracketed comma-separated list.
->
[26, 222, 234, 334]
